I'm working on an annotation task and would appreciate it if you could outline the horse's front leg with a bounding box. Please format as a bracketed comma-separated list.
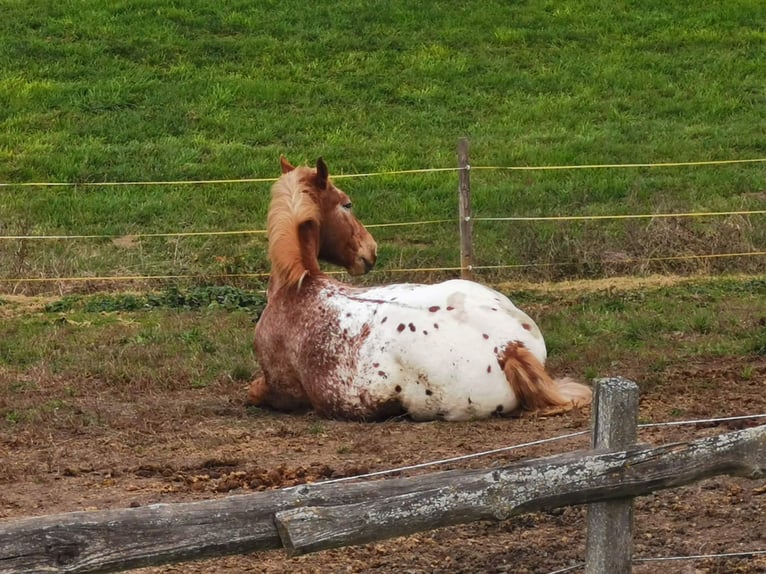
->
[246, 374, 269, 406]
[245, 371, 313, 412]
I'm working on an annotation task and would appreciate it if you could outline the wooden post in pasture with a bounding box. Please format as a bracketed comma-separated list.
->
[585, 377, 639, 574]
[457, 137, 473, 280]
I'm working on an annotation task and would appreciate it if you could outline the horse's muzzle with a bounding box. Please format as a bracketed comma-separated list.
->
[348, 234, 377, 275]
[348, 254, 376, 276]
[362, 256, 375, 273]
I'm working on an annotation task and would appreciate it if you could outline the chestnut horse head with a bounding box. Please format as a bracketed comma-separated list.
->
[266, 156, 377, 290]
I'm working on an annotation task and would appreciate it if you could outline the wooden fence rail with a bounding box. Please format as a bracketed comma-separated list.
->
[1, 379, 764, 574]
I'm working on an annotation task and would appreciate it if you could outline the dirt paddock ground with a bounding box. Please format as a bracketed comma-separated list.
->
[2, 352, 765, 574]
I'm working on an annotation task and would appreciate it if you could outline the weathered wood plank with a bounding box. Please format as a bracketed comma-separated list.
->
[275, 424, 765, 556]
[0, 492, 284, 574]
[585, 377, 639, 574]
[0, 479, 444, 574]
[1, 424, 763, 572]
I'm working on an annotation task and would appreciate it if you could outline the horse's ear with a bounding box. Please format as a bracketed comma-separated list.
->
[315, 157, 329, 188]
[280, 155, 295, 174]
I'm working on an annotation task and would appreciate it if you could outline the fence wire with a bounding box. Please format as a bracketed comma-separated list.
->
[2, 156, 766, 188]
[307, 412, 766, 486]
[2, 250, 764, 284]
[2, 208, 766, 241]
[2, 159, 764, 284]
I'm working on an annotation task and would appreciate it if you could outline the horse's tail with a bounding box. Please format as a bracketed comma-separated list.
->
[500, 342, 592, 415]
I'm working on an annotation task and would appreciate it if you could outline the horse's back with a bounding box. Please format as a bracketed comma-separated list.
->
[352, 279, 546, 359]
[333, 280, 548, 420]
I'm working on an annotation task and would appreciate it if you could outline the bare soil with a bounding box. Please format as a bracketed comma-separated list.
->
[1, 284, 765, 574]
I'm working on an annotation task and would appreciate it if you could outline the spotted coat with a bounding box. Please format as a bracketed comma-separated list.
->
[254, 278, 547, 421]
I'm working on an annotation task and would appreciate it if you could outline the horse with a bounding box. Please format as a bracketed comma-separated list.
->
[248, 157, 592, 421]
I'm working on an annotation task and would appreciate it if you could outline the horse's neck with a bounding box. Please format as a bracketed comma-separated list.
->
[297, 221, 322, 276]
[269, 222, 322, 291]
[269, 220, 322, 292]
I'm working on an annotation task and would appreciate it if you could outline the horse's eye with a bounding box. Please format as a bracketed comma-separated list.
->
[342, 202, 353, 210]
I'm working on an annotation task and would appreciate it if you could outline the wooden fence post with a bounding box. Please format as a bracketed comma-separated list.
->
[457, 137, 473, 280]
[585, 377, 639, 573]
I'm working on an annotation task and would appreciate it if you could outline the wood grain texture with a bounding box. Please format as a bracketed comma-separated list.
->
[276, 423, 764, 555]
[1, 424, 763, 571]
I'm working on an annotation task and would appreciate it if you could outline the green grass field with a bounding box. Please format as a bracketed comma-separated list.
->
[1, 1, 765, 292]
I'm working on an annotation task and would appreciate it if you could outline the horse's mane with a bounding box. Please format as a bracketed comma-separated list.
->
[267, 167, 322, 290]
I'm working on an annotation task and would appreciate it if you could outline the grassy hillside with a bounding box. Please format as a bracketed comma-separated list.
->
[1, 1, 765, 292]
